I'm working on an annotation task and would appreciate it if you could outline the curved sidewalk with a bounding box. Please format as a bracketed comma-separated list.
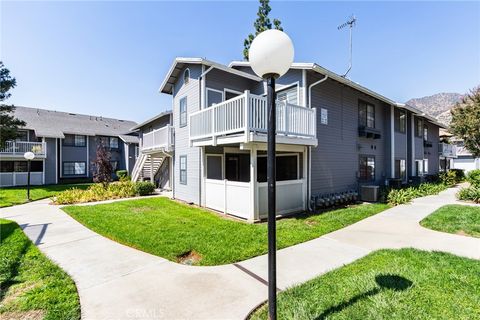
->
[1, 186, 479, 320]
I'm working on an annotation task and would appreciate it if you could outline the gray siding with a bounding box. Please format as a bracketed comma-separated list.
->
[425, 123, 440, 174]
[61, 135, 89, 178]
[45, 138, 57, 184]
[205, 68, 257, 96]
[173, 64, 202, 204]
[309, 74, 388, 195]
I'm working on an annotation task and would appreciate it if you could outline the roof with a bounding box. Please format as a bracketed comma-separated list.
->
[13, 106, 139, 139]
[229, 61, 448, 129]
[130, 110, 172, 131]
[119, 134, 140, 144]
[159, 57, 262, 94]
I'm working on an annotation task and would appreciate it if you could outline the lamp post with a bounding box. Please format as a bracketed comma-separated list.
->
[249, 29, 294, 320]
[24, 151, 35, 201]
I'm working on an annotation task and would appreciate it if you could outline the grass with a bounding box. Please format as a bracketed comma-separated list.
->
[421, 204, 480, 238]
[63, 197, 389, 266]
[0, 219, 80, 320]
[0, 183, 91, 208]
[250, 249, 480, 320]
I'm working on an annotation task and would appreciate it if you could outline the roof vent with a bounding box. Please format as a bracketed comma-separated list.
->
[69, 113, 76, 116]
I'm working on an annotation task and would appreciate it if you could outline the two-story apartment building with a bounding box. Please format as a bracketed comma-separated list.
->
[131, 57, 455, 221]
[0, 106, 139, 187]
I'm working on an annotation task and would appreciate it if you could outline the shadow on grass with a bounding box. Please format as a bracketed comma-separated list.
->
[0, 221, 31, 302]
[314, 274, 413, 320]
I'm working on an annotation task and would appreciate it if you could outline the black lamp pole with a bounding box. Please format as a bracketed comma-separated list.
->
[27, 159, 31, 201]
[266, 74, 277, 320]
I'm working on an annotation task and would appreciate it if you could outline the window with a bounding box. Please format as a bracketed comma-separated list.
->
[16, 130, 28, 142]
[277, 84, 298, 105]
[359, 155, 375, 181]
[395, 159, 406, 180]
[395, 109, 406, 133]
[423, 125, 428, 141]
[179, 156, 187, 184]
[423, 159, 429, 174]
[206, 155, 223, 180]
[63, 134, 86, 147]
[109, 137, 119, 149]
[359, 100, 375, 128]
[183, 68, 190, 85]
[1, 161, 14, 172]
[225, 89, 241, 101]
[257, 155, 298, 182]
[63, 162, 86, 175]
[206, 89, 223, 108]
[415, 118, 423, 137]
[180, 97, 187, 127]
[111, 161, 118, 172]
[320, 108, 328, 125]
[415, 160, 423, 176]
[225, 153, 250, 182]
[14, 161, 27, 172]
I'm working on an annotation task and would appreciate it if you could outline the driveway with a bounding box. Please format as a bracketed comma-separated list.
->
[1, 186, 479, 319]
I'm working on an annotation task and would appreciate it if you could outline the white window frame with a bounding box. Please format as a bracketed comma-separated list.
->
[224, 88, 243, 100]
[320, 108, 328, 125]
[63, 161, 86, 176]
[206, 88, 224, 108]
[179, 155, 187, 185]
[257, 153, 300, 181]
[179, 96, 188, 127]
[205, 154, 224, 180]
[275, 81, 300, 105]
[183, 68, 190, 85]
[423, 159, 429, 174]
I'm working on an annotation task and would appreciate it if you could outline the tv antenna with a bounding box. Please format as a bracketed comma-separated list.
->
[338, 15, 356, 78]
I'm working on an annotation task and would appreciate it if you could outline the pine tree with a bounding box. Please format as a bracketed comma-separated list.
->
[0, 62, 26, 148]
[243, 0, 283, 60]
[92, 141, 113, 186]
[450, 87, 480, 157]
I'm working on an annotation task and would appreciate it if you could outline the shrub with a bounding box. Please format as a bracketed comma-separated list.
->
[116, 170, 129, 181]
[449, 169, 465, 183]
[439, 171, 457, 186]
[387, 182, 448, 206]
[457, 186, 480, 203]
[467, 169, 480, 188]
[54, 180, 138, 204]
[135, 181, 155, 196]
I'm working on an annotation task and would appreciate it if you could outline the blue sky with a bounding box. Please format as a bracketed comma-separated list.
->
[1, 1, 479, 122]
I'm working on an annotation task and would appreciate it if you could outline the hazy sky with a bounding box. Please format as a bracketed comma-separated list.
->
[2, 1, 479, 123]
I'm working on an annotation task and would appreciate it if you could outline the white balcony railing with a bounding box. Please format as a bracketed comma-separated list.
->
[0, 141, 47, 157]
[189, 91, 317, 144]
[141, 125, 174, 152]
[439, 143, 457, 158]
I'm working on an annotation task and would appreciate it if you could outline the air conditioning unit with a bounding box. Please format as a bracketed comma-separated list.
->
[360, 185, 380, 202]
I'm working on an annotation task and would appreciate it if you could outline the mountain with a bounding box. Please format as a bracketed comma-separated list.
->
[406, 92, 464, 125]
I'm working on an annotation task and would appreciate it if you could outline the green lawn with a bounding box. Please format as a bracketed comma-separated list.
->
[250, 249, 480, 320]
[63, 197, 389, 266]
[420, 204, 480, 238]
[0, 219, 80, 320]
[0, 183, 91, 208]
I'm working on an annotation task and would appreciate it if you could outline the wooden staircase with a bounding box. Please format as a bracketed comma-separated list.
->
[131, 153, 165, 183]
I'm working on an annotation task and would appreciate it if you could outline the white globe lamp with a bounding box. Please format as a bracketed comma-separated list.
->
[24, 151, 35, 160]
[248, 29, 295, 320]
[24, 151, 35, 201]
[249, 29, 294, 79]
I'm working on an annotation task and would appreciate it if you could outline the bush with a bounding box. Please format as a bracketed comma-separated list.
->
[457, 186, 480, 203]
[467, 169, 480, 188]
[387, 182, 448, 206]
[439, 171, 457, 186]
[116, 170, 129, 181]
[135, 181, 155, 196]
[54, 180, 138, 204]
[449, 169, 465, 183]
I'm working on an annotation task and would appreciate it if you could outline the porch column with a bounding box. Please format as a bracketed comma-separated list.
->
[150, 156, 154, 184]
[411, 114, 416, 175]
[303, 147, 308, 210]
[250, 145, 258, 221]
[390, 105, 395, 179]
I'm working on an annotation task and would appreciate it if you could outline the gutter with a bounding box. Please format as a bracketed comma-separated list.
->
[306, 74, 329, 212]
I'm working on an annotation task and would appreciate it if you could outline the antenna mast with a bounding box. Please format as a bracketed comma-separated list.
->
[338, 15, 356, 78]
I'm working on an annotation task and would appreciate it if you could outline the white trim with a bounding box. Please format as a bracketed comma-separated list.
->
[86, 137, 90, 177]
[183, 68, 190, 85]
[302, 69, 307, 107]
[59, 138, 63, 178]
[224, 88, 243, 99]
[205, 153, 224, 180]
[206, 87, 225, 107]
[390, 105, 395, 178]
[55, 138, 58, 184]
[124, 142, 129, 174]
[257, 153, 301, 180]
[411, 114, 416, 175]
[275, 81, 300, 105]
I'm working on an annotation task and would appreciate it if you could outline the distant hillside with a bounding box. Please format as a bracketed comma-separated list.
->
[406, 92, 464, 125]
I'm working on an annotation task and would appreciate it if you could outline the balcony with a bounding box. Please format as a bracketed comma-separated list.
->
[189, 91, 317, 147]
[0, 141, 47, 158]
[141, 125, 174, 153]
[439, 142, 457, 158]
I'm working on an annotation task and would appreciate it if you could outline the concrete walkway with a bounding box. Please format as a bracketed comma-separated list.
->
[1, 186, 479, 320]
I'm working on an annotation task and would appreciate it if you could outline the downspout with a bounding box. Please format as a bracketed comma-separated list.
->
[307, 74, 329, 211]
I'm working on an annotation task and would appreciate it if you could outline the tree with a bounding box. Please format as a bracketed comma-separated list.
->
[243, 0, 283, 60]
[450, 87, 480, 157]
[92, 141, 113, 186]
[0, 62, 25, 148]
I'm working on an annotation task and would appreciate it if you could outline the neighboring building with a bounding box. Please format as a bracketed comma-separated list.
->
[0, 106, 139, 187]
[451, 138, 479, 173]
[132, 57, 456, 221]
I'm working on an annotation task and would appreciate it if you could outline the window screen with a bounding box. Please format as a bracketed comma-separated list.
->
[395, 159, 406, 180]
[257, 155, 298, 182]
[63, 162, 86, 175]
[206, 89, 223, 107]
[277, 85, 298, 105]
[179, 156, 187, 184]
[359, 156, 375, 181]
[206, 155, 222, 180]
[359, 101, 375, 128]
